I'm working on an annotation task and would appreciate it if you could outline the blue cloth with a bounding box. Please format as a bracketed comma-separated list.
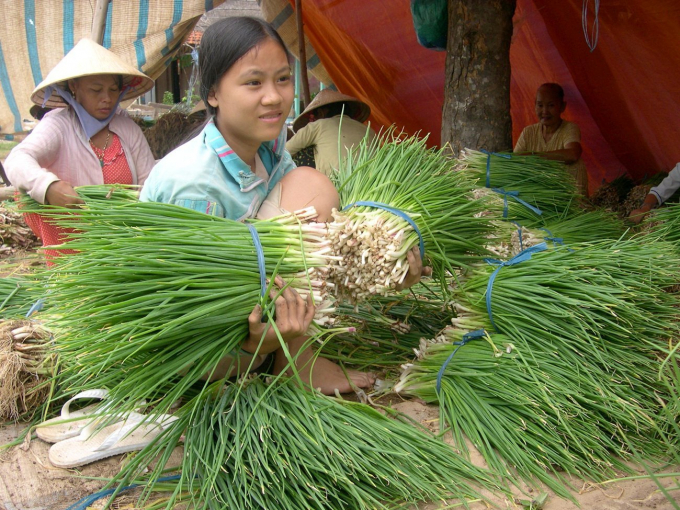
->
[140, 119, 296, 221]
[42, 85, 125, 139]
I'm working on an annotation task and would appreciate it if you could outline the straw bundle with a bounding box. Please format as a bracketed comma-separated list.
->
[0, 202, 41, 257]
[142, 110, 206, 159]
[0, 319, 53, 421]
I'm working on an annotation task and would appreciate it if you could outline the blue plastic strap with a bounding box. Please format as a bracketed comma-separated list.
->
[247, 224, 267, 297]
[343, 201, 425, 259]
[539, 227, 572, 250]
[65, 475, 181, 510]
[25, 298, 45, 318]
[483, 242, 548, 332]
[491, 188, 543, 218]
[480, 149, 512, 188]
[435, 329, 487, 394]
[510, 221, 523, 251]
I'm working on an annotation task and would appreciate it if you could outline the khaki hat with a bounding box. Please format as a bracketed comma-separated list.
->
[293, 89, 370, 132]
[31, 38, 154, 108]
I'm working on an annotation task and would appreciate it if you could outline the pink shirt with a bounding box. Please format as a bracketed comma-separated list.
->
[5, 106, 154, 203]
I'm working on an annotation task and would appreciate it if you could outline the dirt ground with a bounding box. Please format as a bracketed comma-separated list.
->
[0, 400, 677, 510]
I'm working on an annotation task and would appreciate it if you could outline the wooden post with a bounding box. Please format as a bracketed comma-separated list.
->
[295, 0, 311, 108]
[90, 0, 110, 45]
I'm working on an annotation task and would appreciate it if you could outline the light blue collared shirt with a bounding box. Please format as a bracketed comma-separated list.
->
[140, 119, 295, 220]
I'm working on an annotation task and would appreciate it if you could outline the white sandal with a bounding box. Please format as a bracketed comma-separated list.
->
[36, 389, 113, 443]
[36, 389, 146, 443]
[48, 412, 178, 468]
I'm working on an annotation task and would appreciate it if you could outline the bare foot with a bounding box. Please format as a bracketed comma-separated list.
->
[274, 336, 376, 395]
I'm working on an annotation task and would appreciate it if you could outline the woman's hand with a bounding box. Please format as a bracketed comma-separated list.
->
[45, 181, 85, 208]
[243, 276, 316, 355]
[628, 204, 653, 224]
[395, 247, 432, 291]
[628, 194, 658, 225]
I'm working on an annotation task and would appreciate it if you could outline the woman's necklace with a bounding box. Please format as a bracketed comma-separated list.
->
[91, 130, 111, 167]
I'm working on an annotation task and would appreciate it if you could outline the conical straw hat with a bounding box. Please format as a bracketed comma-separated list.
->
[31, 38, 154, 108]
[292, 89, 371, 132]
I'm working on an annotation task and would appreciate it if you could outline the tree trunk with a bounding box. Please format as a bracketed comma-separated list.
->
[442, 0, 516, 155]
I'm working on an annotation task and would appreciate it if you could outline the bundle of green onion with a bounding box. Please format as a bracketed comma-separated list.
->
[16, 188, 343, 413]
[319, 283, 455, 371]
[395, 328, 674, 500]
[642, 202, 680, 247]
[458, 149, 582, 224]
[329, 131, 497, 302]
[107, 377, 499, 510]
[486, 209, 627, 258]
[0, 319, 54, 421]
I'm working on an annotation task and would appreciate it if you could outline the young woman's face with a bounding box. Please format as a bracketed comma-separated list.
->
[208, 38, 293, 150]
[534, 86, 566, 129]
[70, 75, 121, 120]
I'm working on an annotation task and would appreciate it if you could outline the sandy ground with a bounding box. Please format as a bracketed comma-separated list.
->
[0, 400, 677, 510]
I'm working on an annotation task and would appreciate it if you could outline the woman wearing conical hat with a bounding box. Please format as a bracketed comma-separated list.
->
[285, 89, 376, 176]
[5, 38, 155, 259]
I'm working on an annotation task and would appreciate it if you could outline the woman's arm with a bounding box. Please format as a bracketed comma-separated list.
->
[285, 124, 316, 156]
[534, 141, 582, 164]
[629, 162, 680, 224]
[4, 115, 65, 203]
[243, 276, 315, 355]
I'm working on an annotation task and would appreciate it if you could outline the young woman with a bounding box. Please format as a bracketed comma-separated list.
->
[5, 38, 155, 260]
[142, 17, 429, 394]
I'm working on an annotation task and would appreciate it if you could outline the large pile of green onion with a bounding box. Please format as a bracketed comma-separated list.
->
[396, 238, 680, 496]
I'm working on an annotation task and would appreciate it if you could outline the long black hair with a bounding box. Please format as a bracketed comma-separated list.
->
[199, 16, 290, 115]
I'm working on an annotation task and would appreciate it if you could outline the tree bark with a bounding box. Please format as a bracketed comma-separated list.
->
[442, 0, 516, 155]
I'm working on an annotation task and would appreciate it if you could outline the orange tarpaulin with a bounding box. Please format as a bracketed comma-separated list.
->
[292, 0, 680, 193]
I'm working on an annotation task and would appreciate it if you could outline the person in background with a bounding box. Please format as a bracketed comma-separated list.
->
[141, 16, 428, 395]
[514, 83, 588, 196]
[629, 162, 680, 223]
[286, 89, 376, 177]
[5, 38, 155, 260]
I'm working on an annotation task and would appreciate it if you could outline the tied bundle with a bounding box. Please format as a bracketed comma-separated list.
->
[0, 320, 53, 421]
[458, 149, 582, 224]
[329, 130, 496, 302]
[485, 209, 626, 259]
[15, 187, 346, 412]
[0, 275, 42, 319]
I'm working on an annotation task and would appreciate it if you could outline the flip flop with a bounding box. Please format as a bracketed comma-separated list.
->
[48, 412, 177, 469]
[35, 389, 113, 443]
